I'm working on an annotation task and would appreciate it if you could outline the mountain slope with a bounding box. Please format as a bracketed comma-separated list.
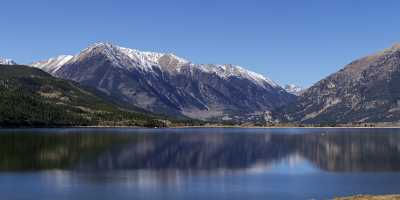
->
[33, 43, 295, 120]
[284, 44, 400, 124]
[0, 65, 166, 127]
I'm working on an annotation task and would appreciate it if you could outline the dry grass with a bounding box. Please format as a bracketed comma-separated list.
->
[335, 195, 400, 200]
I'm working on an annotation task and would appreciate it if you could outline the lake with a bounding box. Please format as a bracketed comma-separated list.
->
[0, 128, 400, 200]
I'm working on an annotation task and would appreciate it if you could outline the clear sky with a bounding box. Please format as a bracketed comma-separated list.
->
[1, 0, 400, 87]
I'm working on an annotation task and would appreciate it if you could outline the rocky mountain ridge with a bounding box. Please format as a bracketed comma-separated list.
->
[283, 43, 400, 124]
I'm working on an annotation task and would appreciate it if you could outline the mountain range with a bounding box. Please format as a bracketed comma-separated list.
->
[2, 42, 400, 125]
[31, 43, 295, 120]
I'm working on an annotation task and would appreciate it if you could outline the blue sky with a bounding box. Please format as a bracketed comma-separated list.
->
[1, 0, 400, 87]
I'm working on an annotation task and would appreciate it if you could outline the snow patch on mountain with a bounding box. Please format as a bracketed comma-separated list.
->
[0, 58, 16, 65]
[198, 64, 278, 88]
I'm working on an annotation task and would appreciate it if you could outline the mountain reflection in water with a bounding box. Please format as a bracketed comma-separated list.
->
[0, 128, 399, 174]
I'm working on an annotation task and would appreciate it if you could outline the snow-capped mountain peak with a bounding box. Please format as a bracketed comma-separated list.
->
[116, 45, 191, 70]
[284, 84, 304, 95]
[74, 42, 189, 71]
[118, 46, 165, 66]
[223, 64, 278, 88]
[31, 55, 73, 74]
[31, 42, 281, 89]
[0, 58, 17, 65]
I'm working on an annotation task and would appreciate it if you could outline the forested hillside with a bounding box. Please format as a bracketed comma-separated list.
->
[0, 65, 167, 127]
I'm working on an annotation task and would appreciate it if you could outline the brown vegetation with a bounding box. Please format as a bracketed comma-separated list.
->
[335, 195, 400, 200]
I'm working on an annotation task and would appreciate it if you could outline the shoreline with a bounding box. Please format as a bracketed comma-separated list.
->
[2, 125, 400, 129]
[335, 195, 400, 200]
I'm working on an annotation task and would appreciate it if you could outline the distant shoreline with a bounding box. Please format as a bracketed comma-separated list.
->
[335, 194, 400, 200]
[2, 125, 400, 129]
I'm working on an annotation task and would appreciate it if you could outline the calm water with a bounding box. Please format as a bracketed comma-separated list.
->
[0, 128, 400, 200]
